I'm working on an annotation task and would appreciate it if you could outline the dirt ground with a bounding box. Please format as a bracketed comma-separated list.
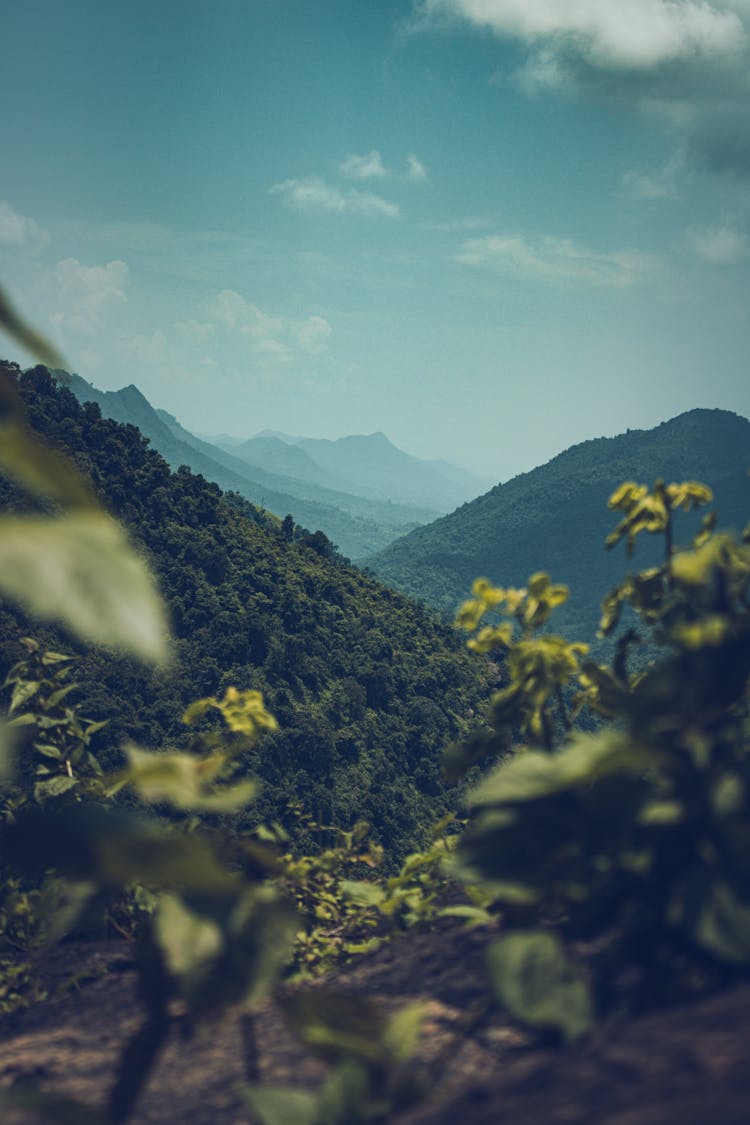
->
[1, 925, 749, 1124]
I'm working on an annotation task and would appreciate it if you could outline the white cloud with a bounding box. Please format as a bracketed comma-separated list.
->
[175, 319, 215, 342]
[406, 154, 429, 181]
[211, 290, 284, 339]
[269, 176, 400, 218]
[622, 149, 687, 200]
[208, 290, 332, 375]
[119, 329, 169, 366]
[295, 315, 332, 356]
[413, 1, 750, 179]
[52, 258, 129, 336]
[340, 150, 388, 179]
[687, 223, 750, 263]
[340, 150, 429, 182]
[456, 232, 657, 285]
[414, 1, 744, 69]
[0, 201, 49, 248]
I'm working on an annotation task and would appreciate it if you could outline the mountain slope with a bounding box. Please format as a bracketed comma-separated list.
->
[368, 409, 750, 640]
[66, 376, 438, 558]
[0, 363, 491, 861]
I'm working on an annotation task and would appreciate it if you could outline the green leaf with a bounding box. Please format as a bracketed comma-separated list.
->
[0, 512, 169, 663]
[0, 721, 14, 785]
[469, 730, 652, 808]
[486, 931, 593, 1042]
[241, 1087, 318, 1125]
[154, 893, 223, 979]
[339, 879, 387, 907]
[383, 1002, 424, 1063]
[34, 774, 79, 801]
[10, 679, 40, 714]
[0, 284, 68, 370]
[47, 683, 78, 708]
[34, 742, 64, 760]
[124, 745, 257, 812]
[437, 904, 494, 926]
[692, 881, 750, 965]
[281, 989, 386, 1064]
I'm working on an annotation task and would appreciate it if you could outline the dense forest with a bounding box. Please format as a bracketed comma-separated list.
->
[369, 408, 750, 641]
[0, 362, 491, 862]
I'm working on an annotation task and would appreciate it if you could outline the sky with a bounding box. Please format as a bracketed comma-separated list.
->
[1, 0, 749, 480]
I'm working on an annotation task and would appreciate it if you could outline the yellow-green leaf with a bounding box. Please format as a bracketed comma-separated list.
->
[0, 512, 169, 663]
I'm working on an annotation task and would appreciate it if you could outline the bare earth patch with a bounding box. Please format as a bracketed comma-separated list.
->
[1, 927, 749, 1123]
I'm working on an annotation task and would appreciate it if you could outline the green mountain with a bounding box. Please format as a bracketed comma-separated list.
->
[0, 364, 489, 861]
[368, 409, 750, 642]
[65, 375, 440, 559]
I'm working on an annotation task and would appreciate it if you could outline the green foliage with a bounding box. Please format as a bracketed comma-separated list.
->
[1, 637, 107, 813]
[486, 931, 592, 1043]
[0, 363, 488, 861]
[0, 361, 167, 663]
[454, 476, 750, 1030]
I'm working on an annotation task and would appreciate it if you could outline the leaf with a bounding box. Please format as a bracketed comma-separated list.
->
[10, 679, 40, 713]
[383, 1002, 424, 1063]
[281, 989, 387, 1064]
[438, 904, 494, 926]
[486, 931, 593, 1042]
[241, 1087, 318, 1125]
[47, 683, 78, 708]
[0, 284, 68, 370]
[339, 879, 387, 907]
[692, 881, 750, 965]
[124, 745, 257, 812]
[154, 893, 223, 979]
[0, 720, 14, 785]
[34, 774, 79, 801]
[0, 512, 169, 663]
[469, 730, 653, 808]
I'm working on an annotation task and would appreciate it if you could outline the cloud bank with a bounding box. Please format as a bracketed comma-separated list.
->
[269, 176, 400, 218]
[456, 232, 657, 285]
[413, 1, 750, 179]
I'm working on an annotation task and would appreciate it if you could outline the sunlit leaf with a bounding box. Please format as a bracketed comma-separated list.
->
[383, 1002, 424, 1063]
[124, 745, 257, 812]
[241, 1087, 318, 1125]
[486, 931, 593, 1042]
[469, 730, 653, 807]
[154, 893, 223, 979]
[0, 512, 169, 663]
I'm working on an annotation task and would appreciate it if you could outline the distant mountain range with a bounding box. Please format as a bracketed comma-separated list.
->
[65, 375, 489, 559]
[208, 429, 492, 512]
[367, 409, 750, 642]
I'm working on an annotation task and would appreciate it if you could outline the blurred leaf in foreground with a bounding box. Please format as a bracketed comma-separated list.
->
[0, 512, 169, 663]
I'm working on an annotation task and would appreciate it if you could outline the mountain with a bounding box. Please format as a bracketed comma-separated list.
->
[209, 429, 493, 512]
[368, 409, 750, 642]
[65, 375, 440, 559]
[0, 363, 491, 862]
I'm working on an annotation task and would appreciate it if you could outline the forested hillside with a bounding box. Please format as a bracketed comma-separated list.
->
[66, 375, 441, 560]
[0, 363, 490, 861]
[369, 409, 750, 641]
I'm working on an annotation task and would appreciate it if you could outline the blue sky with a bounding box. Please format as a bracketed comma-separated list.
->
[2, 0, 749, 478]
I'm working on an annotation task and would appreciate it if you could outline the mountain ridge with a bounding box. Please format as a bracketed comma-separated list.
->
[367, 407, 750, 640]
